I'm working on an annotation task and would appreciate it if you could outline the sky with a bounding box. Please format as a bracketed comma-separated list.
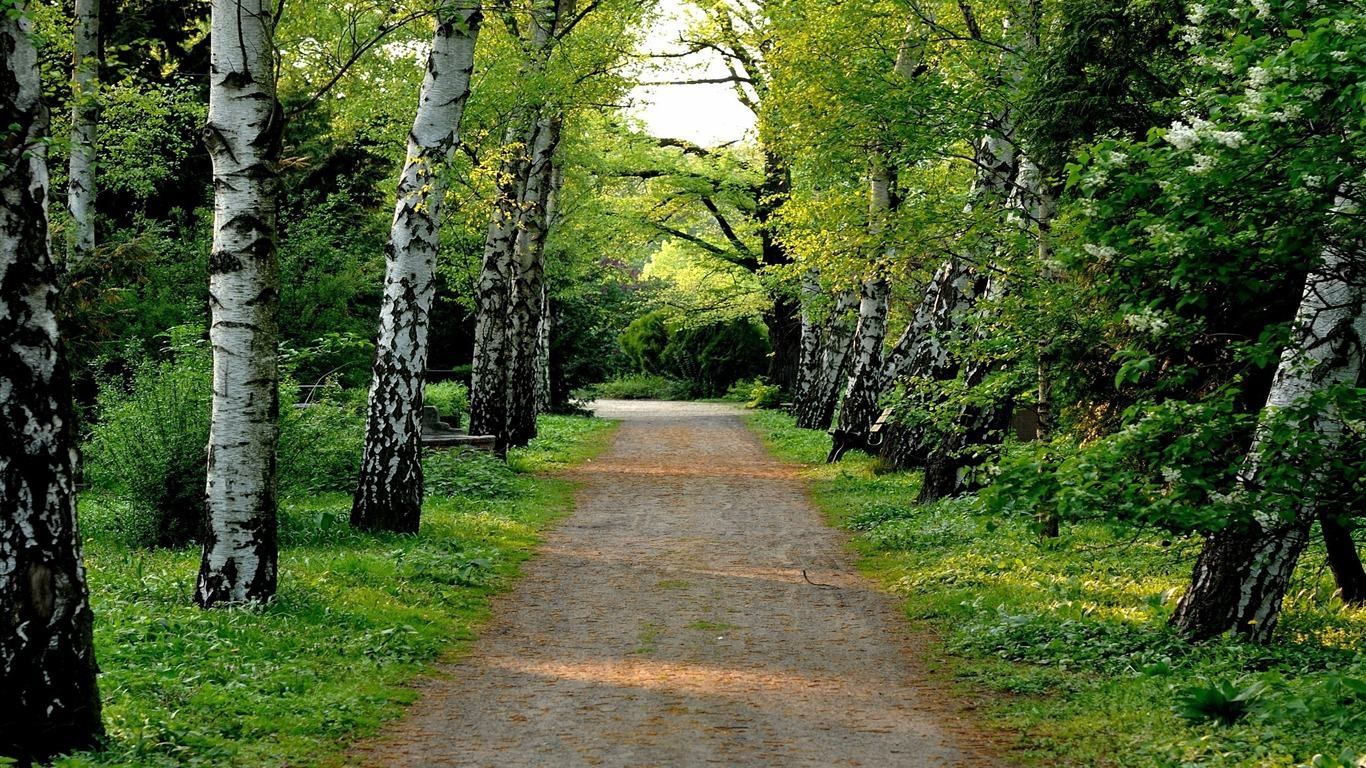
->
[628, 0, 757, 146]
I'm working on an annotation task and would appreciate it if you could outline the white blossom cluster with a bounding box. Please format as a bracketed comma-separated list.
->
[382, 39, 433, 67]
[1163, 118, 1246, 152]
[1124, 307, 1172, 336]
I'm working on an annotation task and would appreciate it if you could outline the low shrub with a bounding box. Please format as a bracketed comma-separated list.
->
[724, 378, 785, 409]
[83, 333, 211, 548]
[584, 374, 694, 400]
[424, 380, 469, 419]
[278, 380, 364, 496]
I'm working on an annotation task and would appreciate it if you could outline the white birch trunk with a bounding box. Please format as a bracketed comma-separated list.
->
[830, 158, 893, 455]
[534, 163, 563, 415]
[468, 0, 563, 450]
[468, 128, 529, 450]
[506, 114, 562, 447]
[66, 0, 98, 264]
[535, 281, 552, 414]
[351, 8, 482, 532]
[794, 287, 858, 430]
[793, 269, 823, 410]
[1174, 199, 1366, 642]
[1, 7, 103, 757]
[197, 0, 284, 607]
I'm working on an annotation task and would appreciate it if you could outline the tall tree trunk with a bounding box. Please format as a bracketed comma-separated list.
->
[197, 0, 284, 607]
[534, 163, 563, 416]
[351, 8, 482, 532]
[66, 0, 98, 264]
[535, 281, 552, 414]
[757, 151, 799, 391]
[1320, 508, 1366, 606]
[829, 158, 893, 460]
[793, 269, 822, 409]
[1172, 202, 1365, 642]
[468, 131, 527, 453]
[877, 259, 979, 469]
[793, 287, 858, 430]
[1, 7, 104, 758]
[506, 114, 562, 448]
[468, 0, 563, 452]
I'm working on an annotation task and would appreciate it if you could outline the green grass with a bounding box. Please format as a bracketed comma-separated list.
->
[746, 409, 1366, 768]
[57, 414, 615, 768]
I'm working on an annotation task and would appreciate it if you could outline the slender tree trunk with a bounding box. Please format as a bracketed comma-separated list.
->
[756, 150, 799, 392]
[1, 8, 104, 758]
[1172, 203, 1365, 642]
[793, 269, 822, 411]
[1320, 509, 1366, 606]
[534, 163, 562, 416]
[793, 287, 858, 430]
[351, 8, 482, 532]
[468, 126, 529, 452]
[66, 0, 98, 264]
[506, 114, 562, 448]
[535, 281, 552, 414]
[829, 158, 893, 460]
[468, 0, 562, 452]
[197, 0, 284, 607]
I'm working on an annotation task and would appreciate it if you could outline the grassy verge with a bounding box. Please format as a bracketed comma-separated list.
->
[746, 409, 1366, 768]
[57, 414, 615, 768]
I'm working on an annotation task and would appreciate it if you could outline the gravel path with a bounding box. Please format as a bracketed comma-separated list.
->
[354, 400, 1003, 767]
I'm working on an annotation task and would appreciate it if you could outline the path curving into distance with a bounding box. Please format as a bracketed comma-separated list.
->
[354, 400, 1005, 767]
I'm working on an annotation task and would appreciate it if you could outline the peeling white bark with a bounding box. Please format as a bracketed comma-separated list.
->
[66, 0, 98, 264]
[352, 8, 482, 531]
[507, 115, 562, 447]
[1, 7, 103, 756]
[197, 0, 284, 607]
[1175, 197, 1366, 642]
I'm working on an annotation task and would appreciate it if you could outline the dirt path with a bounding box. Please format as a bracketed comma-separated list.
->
[355, 400, 1003, 767]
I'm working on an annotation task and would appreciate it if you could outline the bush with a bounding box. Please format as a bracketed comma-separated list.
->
[725, 378, 785, 409]
[424, 380, 469, 419]
[278, 379, 365, 496]
[85, 335, 369, 546]
[661, 318, 769, 396]
[583, 374, 694, 400]
[84, 331, 211, 548]
[618, 310, 670, 373]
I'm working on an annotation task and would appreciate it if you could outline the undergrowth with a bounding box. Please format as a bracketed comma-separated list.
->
[746, 409, 1366, 768]
[59, 414, 614, 768]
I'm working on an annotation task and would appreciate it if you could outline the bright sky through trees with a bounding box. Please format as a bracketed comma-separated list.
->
[629, 0, 755, 145]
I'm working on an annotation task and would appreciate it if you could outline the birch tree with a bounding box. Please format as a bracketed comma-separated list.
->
[506, 113, 563, 447]
[1, 5, 103, 757]
[469, 0, 562, 451]
[67, 0, 99, 264]
[196, 0, 285, 607]
[351, 6, 483, 533]
[1172, 201, 1365, 642]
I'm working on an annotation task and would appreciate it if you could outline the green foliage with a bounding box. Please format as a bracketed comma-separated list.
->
[423, 450, 518, 500]
[660, 317, 769, 397]
[83, 329, 212, 548]
[723, 377, 785, 409]
[1174, 679, 1267, 725]
[277, 381, 365, 497]
[65, 415, 613, 768]
[747, 409, 1366, 766]
[584, 374, 693, 401]
[423, 381, 470, 419]
[618, 310, 670, 374]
